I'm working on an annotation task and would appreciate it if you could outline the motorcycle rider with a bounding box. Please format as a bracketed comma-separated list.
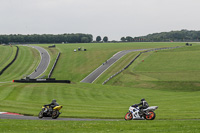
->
[132, 98, 149, 115]
[44, 99, 59, 112]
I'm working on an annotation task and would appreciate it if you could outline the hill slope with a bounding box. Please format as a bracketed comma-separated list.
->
[104, 45, 200, 91]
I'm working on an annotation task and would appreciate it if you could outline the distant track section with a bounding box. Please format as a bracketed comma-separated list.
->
[28, 45, 50, 79]
[80, 49, 150, 83]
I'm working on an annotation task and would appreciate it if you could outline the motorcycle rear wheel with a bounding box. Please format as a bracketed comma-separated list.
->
[38, 111, 43, 119]
[52, 110, 59, 119]
[124, 112, 133, 120]
[145, 111, 156, 120]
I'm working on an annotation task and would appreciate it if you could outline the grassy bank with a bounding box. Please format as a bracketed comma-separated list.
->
[104, 45, 200, 90]
[0, 45, 16, 71]
[0, 46, 40, 82]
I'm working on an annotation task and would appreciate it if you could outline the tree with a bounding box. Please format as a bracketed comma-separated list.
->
[103, 36, 108, 42]
[121, 37, 126, 42]
[125, 36, 133, 42]
[81, 37, 89, 43]
[96, 36, 101, 42]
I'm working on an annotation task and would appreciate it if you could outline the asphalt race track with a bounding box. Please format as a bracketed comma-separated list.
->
[81, 48, 150, 83]
[0, 114, 121, 121]
[28, 45, 50, 79]
[1, 114, 198, 121]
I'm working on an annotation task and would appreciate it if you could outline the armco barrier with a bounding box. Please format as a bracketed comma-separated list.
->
[48, 52, 61, 78]
[102, 46, 184, 85]
[0, 46, 19, 75]
[13, 78, 70, 83]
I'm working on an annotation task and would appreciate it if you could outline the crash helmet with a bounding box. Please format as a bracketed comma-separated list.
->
[141, 98, 145, 101]
[52, 99, 56, 103]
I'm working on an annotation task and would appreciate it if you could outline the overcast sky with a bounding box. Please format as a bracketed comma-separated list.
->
[0, 0, 200, 40]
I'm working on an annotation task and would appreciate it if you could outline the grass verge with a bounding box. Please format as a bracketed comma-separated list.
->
[0, 119, 200, 133]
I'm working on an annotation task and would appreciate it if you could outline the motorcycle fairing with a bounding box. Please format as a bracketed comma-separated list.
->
[53, 105, 62, 111]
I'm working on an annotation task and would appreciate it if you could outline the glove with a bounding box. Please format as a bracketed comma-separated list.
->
[132, 104, 138, 107]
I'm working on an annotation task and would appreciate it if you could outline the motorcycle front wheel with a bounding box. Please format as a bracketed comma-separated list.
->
[38, 111, 43, 119]
[124, 112, 133, 120]
[145, 111, 156, 120]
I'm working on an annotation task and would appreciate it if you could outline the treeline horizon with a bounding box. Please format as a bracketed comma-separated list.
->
[121, 29, 200, 42]
[0, 33, 93, 44]
[1, 29, 200, 44]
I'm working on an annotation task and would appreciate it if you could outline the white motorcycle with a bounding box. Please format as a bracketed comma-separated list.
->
[124, 105, 158, 120]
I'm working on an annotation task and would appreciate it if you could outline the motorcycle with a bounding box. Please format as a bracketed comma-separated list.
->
[38, 105, 63, 119]
[124, 105, 158, 120]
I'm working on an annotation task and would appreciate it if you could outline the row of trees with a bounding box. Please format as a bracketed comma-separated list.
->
[0, 33, 93, 44]
[121, 30, 200, 42]
[2, 29, 200, 44]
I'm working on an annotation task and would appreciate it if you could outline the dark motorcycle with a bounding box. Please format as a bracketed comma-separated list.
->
[38, 105, 62, 119]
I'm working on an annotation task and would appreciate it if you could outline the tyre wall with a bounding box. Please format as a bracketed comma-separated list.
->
[48, 52, 61, 78]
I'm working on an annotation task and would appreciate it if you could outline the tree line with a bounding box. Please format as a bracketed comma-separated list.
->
[121, 30, 200, 42]
[0, 33, 93, 44]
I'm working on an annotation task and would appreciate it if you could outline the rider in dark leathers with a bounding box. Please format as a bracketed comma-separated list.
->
[132, 98, 149, 115]
[44, 99, 59, 112]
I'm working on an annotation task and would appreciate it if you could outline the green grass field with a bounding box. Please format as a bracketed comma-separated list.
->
[103, 44, 200, 91]
[1, 119, 200, 133]
[51, 42, 185, 82]
[0, 45, 16, 71]
[0, 82, 199, 120]
[0, 42, 200, 132]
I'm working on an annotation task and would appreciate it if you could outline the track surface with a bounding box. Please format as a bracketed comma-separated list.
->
[0, 114, 121, 121]
[1, 114, 199, 121]
[28, 45, 50, 79]
[81, 48, 150, 83]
